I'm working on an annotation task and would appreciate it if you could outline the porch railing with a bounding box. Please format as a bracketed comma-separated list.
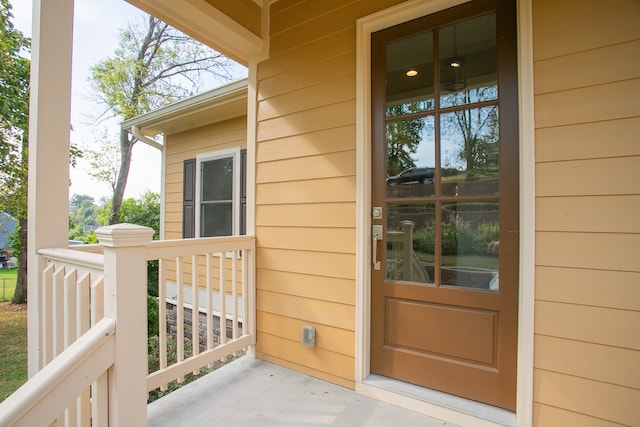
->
[0, 224, 256, 426]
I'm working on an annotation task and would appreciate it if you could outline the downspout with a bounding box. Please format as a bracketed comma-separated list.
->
[131, 125, 162, 151]
[129, 125, 166, 240]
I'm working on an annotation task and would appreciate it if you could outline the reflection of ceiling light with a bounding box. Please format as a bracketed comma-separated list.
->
[448, 56, 464, 68]
[444, 56, 466, 91]
[405, 69, 418, 77]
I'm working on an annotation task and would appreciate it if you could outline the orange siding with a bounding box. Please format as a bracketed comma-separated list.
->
[162, 117, 247, 292]
[164, 116, 247, 240]
[533, 0, 640, 425]
[253, 0, 404, 387]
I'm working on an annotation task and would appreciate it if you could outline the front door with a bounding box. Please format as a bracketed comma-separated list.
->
[370, 0, 518, 410]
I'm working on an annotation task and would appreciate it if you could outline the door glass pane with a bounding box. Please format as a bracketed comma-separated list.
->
[201, 202, 232, 237]
[386, 31, 434, 117]
[202, 157, 233, 201]
[440, 202, 499, 290]
[440, 107, 499, 196]
[386, 116, 436, 197]
[439, 13, 497, 108]
[386, 203, 435, 284]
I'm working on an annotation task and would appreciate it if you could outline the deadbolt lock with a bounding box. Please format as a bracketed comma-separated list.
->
[372, 206, 382, 220]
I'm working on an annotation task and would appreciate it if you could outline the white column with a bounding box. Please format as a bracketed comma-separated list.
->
[27, 0, 75, 377]
[96, 224, 154, 427]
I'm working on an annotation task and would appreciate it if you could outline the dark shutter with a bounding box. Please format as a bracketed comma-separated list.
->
[240, 149, 247, 235]
[183, 158, 196, 238]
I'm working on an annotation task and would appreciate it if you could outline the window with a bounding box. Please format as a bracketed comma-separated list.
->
[183, 148, 246, 238]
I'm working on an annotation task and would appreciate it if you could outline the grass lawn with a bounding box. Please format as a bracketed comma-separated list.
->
[0, 302, 27, 402]
[416, 253, 499, 270]
[0, 269, 17, 302]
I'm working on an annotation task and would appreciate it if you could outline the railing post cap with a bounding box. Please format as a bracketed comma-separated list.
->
[96, 223, 154, 248]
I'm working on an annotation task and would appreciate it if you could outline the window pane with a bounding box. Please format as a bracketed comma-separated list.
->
[439, 13, 497, 108]
[201, 202, 232, 237]
[386, 203, 435, 284]
[202, 157, 233, 202]
[440, 107, 499, 196]
[386, 116, 436, 197]
[440, 202, 499, 290]
[386, 31, 434, 117]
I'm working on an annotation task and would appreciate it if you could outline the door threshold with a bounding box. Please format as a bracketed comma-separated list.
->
[358, 375, 516, 427]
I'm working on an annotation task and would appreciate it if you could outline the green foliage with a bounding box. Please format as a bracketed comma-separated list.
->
[147, 333, 243, 403]
[0, 269, 17, 302]
[147, 295, 159, 337]
[68, 224, 98, 244]
[103, 191, 160, 295]
[118, 191, 160, 239]
[84, 131, 121, 193]
[0, 0, 30, 221]
[88, 15, 235, 225]
[385, 104, 426, 177]
[7, 223, 21, 257]
[0, 1, 30, 304]
[443, 88, 499, 174]
[413, 220, 499, 256]
[90, 16, 232, 121]
[119, 191, 161, 296]
[0, 303, 27, 402]
[146, 335, 208, 403]
[68, 194, 104, 243]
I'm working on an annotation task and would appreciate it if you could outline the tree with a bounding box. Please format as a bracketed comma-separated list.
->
[386, 104, 427, 177]
[90, 15, 234, 225]
[69, 194, 104, 244]
[84, 131, 121, 194]
[112, 191, 160, 297]
[118, 191, 160, 240]
[0, 0, 30, 304]
[442, 86, 499, 176]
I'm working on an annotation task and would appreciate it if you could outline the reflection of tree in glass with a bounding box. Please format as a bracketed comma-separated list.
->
[443, 87, 498, 177]
[385, 104, 427, 177]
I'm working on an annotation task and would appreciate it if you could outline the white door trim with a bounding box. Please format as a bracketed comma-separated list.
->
[354, 0, 535, 425]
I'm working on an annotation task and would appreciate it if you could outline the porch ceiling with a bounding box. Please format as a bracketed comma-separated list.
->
[124, 0, 268, 65]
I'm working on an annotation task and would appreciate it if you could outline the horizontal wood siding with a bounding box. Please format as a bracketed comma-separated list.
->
[254, 0, 403, 387]
[164, 117, 247, 240]
[533, 1, 640, 425]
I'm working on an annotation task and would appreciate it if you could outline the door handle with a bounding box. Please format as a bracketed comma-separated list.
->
[372, 225, 383, 270]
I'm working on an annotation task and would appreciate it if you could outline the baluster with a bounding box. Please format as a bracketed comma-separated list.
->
[191, 254, 199, 374]
[158, 259, 167, 391]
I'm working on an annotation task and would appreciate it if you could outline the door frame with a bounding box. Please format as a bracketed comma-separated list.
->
[354, 0, 536, 425]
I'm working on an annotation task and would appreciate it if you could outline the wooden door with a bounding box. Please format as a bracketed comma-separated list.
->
[370, 0, 518, 410]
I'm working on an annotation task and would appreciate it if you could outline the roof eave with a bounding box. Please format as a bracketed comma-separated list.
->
[121, 78, 248, 137]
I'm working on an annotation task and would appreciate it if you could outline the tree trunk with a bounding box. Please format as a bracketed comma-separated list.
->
[11, 217, 27, 304]
[108, 129, 134, 225]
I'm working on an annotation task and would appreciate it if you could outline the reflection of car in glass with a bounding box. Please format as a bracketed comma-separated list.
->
[387, 167, 435, 185]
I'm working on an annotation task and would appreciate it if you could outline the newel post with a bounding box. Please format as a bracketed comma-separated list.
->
[96, 224, 154, 426]
[400, 220, 415, 281]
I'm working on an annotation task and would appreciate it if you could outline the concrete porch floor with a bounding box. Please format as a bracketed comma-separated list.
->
[148, 356, 459, 426]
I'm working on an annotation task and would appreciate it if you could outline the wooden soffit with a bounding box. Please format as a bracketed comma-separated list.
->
[125, 0, 264, 65]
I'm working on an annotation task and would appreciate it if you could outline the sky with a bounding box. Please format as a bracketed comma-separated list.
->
[10, 0, 246, 203]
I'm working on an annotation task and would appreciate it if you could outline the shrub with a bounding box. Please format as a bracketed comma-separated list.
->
[413, 221, 499, 257]
[147, 295, 159, 338]
[146, 333, 244, 403]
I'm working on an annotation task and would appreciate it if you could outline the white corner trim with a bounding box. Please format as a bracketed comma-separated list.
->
[515, 0, 535, 425]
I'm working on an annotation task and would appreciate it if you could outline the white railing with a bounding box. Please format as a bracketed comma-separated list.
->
[145, 235, 255, 393]
[0, 224, 256, 426]
[0, 318, 115, 426]
[387, 220, 430, 282]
